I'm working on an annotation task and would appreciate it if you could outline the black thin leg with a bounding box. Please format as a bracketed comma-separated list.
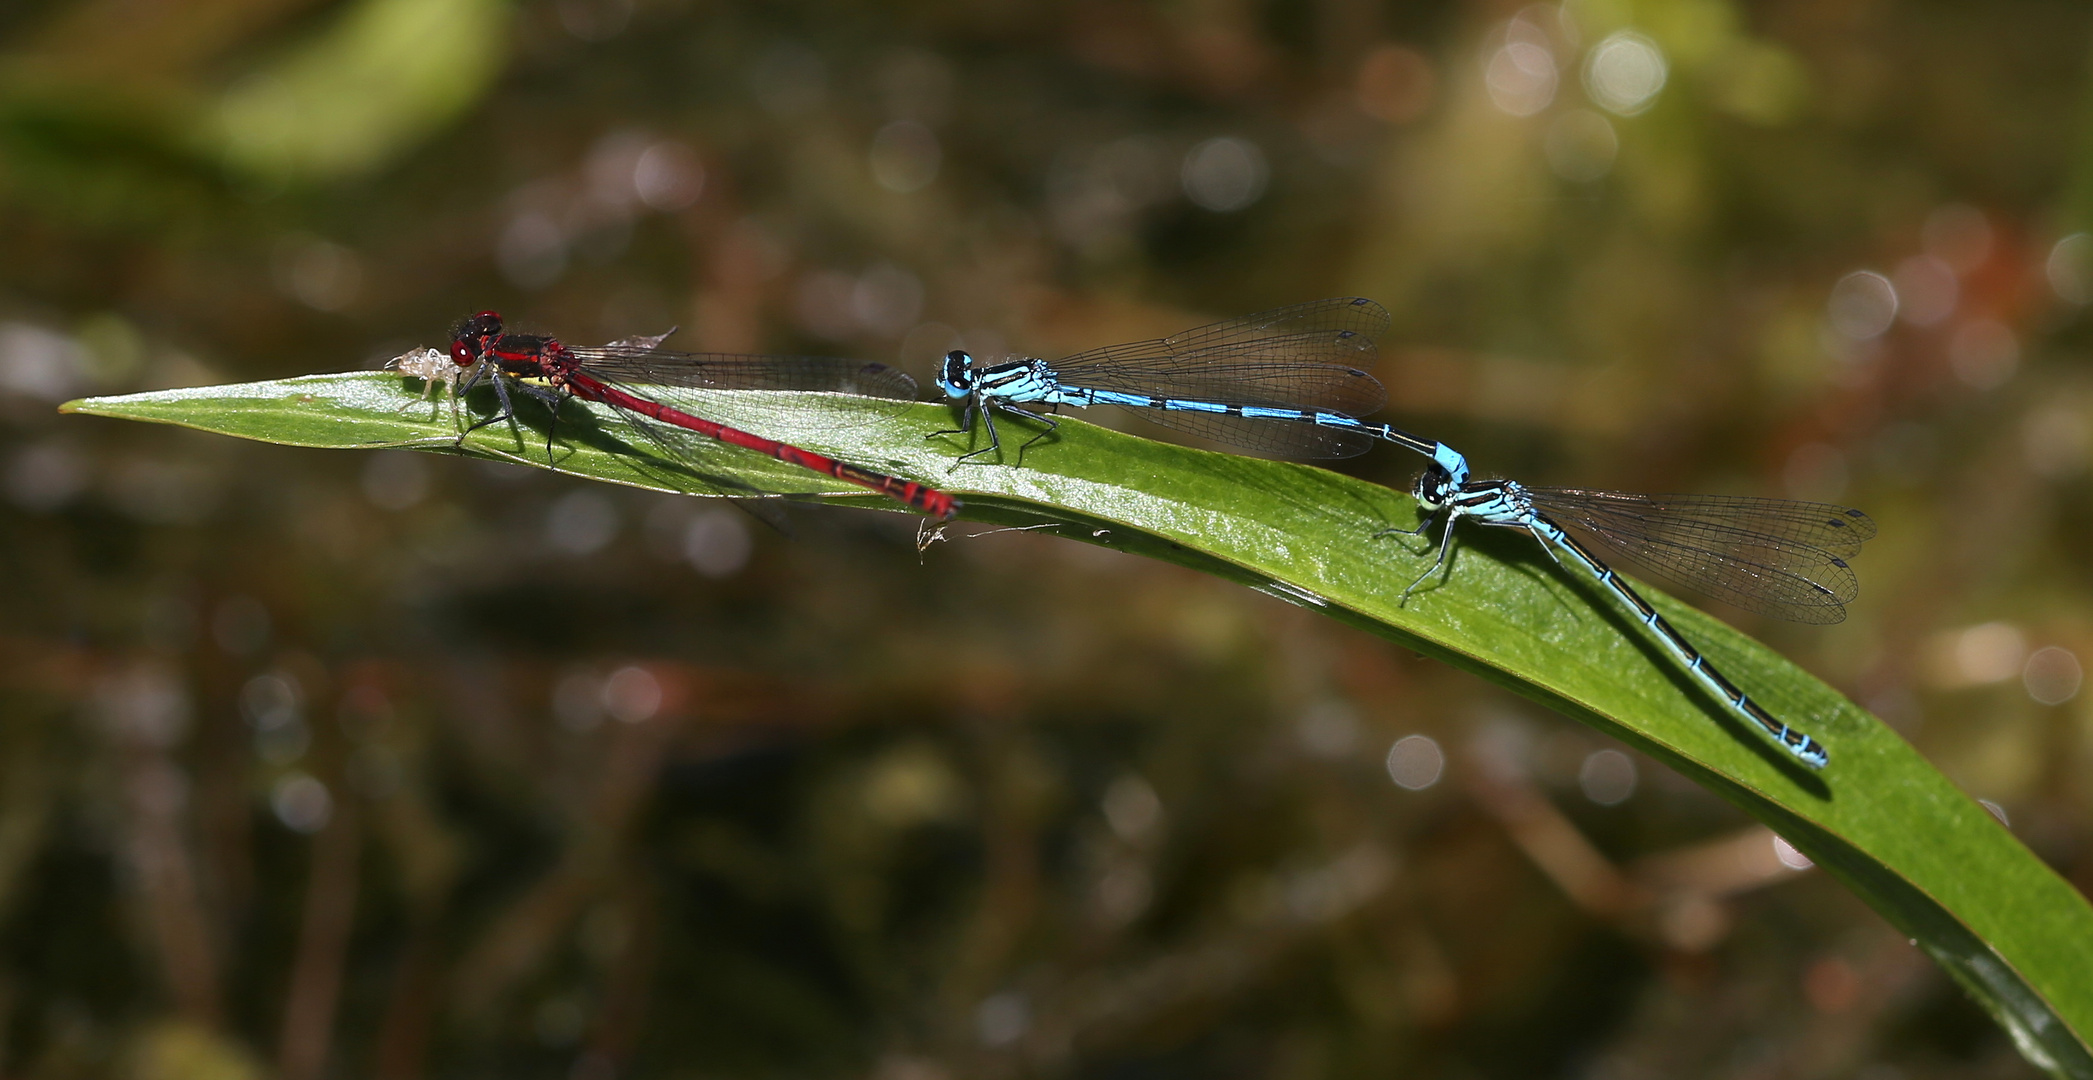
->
[1373, 516, 1433, 539]
[460, 365, 523, 450]
[1008, 407, 1059, 465]
[954, 405, 1008, 465]
[1397, 514, 1460, 604]
[929, 401, 976, 441]
[528, 385, 564, 464]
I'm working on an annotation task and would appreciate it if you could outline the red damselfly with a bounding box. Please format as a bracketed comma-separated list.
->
[411, 312, 958, 519]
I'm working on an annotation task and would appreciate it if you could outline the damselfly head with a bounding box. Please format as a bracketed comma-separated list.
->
[936, 350, 975, 398]
[1412, 464, 1455, 510]
[449, 311, 505, 367]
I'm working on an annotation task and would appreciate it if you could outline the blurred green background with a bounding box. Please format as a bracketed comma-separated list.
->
[3, 0, 2091, 1076]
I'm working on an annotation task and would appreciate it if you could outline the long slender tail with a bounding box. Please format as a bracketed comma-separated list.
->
[1542, 523, 1828, 768]
[576, 374, 961, 519]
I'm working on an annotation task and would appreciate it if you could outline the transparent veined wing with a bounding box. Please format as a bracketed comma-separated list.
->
[570, 337, 920, 400]
[1042, 298, 1393, 458]
[1525, 488, 1876, 624]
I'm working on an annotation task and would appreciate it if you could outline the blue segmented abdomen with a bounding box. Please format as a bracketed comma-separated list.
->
[1239, 405, 1312, 420]
[1514, 512, 1830, 769]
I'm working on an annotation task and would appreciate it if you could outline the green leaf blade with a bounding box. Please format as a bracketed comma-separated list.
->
[63, 371, 2093, 1074]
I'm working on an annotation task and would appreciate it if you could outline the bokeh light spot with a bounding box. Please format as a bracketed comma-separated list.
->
[1103, 774, 1163, 842]
[240, 672, 302, 733]
[272, 238, 363, 312]
[547, 491, 619, 555]
[1356, 44, 1435, 123]
[635, 141, 705, 210]
[272, 774, 333, 834]
[1386, 734, 1444, 790]
[98, 665, 194, 748]
[1827, 271, 1898, 340]
[871, 121, 941, 193]
[863, 744, 963, 828]
[1584, 32, 1666, 116]
[603, 665, 662, 723]
[975, 992, 1029, 1047]
[0, 323, 88, 402]
[1181, 136, 1268, 212]
[1486, 40, 1557, 117]
[681, 508, 753, 578]
[1927, 622, 2027, 688]
[1577, 749, 1637, 805]
[2047, 233, 2093, 304]
[2023, 646, 2083, 705]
